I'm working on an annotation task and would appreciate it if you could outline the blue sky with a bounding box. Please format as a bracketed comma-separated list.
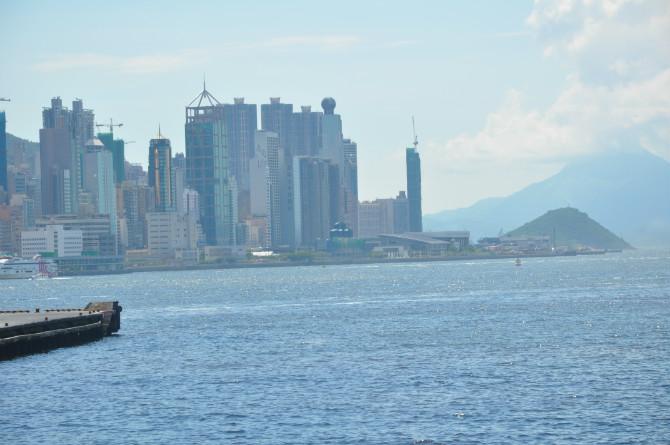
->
[1, 0, 667, 213]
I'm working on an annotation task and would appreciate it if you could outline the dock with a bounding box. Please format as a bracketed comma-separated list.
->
[0, 301, 122, 361]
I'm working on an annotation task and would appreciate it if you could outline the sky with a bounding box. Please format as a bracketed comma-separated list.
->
[1, 0, 668, 214]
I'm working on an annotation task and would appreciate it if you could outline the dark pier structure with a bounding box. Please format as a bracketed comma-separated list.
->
[0, 301, 122, 361]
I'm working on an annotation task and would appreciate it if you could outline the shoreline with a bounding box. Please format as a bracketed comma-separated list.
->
[59, 250, 612, 277]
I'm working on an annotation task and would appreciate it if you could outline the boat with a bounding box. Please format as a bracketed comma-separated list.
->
[515, 258, 522, 266]
[0, 256, 57, 279]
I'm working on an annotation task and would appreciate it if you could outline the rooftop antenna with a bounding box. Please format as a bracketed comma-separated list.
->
[158, 123, 162, 138]
[412, 116, 418, 150]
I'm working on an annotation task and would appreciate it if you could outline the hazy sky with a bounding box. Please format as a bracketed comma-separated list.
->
[1, 0, 668, 213]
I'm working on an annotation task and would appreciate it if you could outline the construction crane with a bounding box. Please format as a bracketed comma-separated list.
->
[412, 116, 419, 149]
[0, 98, 10, 102]
[96, 118, 123, 138]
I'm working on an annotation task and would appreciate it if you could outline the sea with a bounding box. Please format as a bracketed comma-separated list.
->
[1, 251, 669, 444]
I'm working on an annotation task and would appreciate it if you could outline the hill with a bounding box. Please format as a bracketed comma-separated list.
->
[507, 207, 632, 250]
[424, 149, 670, 248]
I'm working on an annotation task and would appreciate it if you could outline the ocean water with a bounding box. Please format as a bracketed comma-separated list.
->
[1, 252, 669, 444]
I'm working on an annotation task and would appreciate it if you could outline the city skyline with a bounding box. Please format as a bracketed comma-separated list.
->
[4, 1, 667, 213]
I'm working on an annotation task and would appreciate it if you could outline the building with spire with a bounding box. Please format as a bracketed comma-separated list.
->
[406, 122, 423, 232]
[184, 82, 236, 246]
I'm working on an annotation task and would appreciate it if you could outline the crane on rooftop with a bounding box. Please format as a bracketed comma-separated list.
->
[96, 118, 123, 138]
[0, 98, 10, 102]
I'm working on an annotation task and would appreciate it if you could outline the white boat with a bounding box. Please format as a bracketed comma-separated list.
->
[0, 256, 57, 279]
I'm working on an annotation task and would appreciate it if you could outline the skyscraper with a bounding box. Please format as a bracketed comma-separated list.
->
[148, 134, 174, 212]
[98, 132, 125, 183]
[0, 111, 7, 202]
[343, 138, 359, 235]
[82, 138, 118, 252]
[223, 98, 257, 221]
[291, 106, 322, 157]
[40, 98, 77, 215]
[251, 130, 281, 247]
[261, 97, 294, 247]
[406, 146, 423, 232]
[185, 84, 235, 246]
[293, 156, 339, 247]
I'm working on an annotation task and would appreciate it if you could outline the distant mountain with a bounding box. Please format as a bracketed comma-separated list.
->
[6, 133, 40, 169]
[508, 207, 632, 250]
[424, 149, 670, 248]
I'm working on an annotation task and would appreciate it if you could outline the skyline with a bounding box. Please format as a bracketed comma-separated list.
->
[1, 0, 668, 213]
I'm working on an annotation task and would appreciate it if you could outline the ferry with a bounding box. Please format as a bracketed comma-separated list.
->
[0, 256, 57, 279]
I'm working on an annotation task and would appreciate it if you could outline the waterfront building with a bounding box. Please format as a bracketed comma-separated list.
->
[185, 83, 235, 246]
[406, 146, 423, 232]
[148, 134, 174, 212]
[36, 214, 115, 256]
[0, 111, 7, 202]
[20, 224, 83, 258]
[292, 156, 339, 247]
[98, 132, 125, 183]
[146, 211, 198, 258]
[82, 138, 117, 245]
[358, 191, 410, 238]
[261, 97, 294, 247]
[377, 231, 470, 257]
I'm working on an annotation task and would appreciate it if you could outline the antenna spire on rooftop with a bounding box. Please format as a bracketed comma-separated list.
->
[412, 116, 419, 150]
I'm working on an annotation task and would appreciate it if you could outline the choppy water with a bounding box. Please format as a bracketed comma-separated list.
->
[1, 252, 670, 444]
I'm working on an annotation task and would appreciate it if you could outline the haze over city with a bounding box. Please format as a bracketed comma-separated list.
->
[3, 0, 667, 213]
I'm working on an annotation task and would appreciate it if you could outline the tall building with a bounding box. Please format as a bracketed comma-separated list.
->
[250, 130, 281, 247]
[291, 105, 322, 157]
[118, 181, 155, 249]
[173, 153, 186, 214]
[292, 156, 339, 247]
[223, 98, 257, 220]
[343, 138, 359, 235]
[98, 132, 125, 183]
[0, 111, 7, 202]
[184, 83, 235, 246]
[148, 134, 174, 212]
[406, 146, 423, 232]
[82, 138, 118, 251]
[261, 97, 294, 247]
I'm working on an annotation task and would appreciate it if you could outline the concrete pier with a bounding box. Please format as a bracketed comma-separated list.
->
[0, 301, 122, 361]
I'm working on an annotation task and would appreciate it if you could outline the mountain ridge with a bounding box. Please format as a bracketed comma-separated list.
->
[424, 149, 670, 248]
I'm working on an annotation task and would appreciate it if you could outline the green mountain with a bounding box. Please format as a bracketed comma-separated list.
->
[507, 207, 632, 250]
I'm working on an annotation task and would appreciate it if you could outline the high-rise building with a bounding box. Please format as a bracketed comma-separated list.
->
[148, 135, 174, 212]
[173, 153, 186, 215]
[184, 84, 235, 246]
[82, 138, 118, 251]
[406, 146, 423, 232]
[250, 130, 281, 248]
[261, 97, 294, 247]
[291, 105, 322, 157]
[36, 214, 116, 256]
[118, 181, 155, 249]
[0, 111, 7, 201]
[98, 132, 125, 183]
[292, 156, 339, 247]
[343, 138, 359, 235]
[39, 97, 94, 215]
[223, 98, 257, 220]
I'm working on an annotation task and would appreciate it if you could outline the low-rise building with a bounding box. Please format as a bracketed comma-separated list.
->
[146, 211, 198, 258]
[377, 231, 470, 257]
[20, 225, 83, 257]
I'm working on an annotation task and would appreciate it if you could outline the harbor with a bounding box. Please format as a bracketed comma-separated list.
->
[0, 301, 121, 361]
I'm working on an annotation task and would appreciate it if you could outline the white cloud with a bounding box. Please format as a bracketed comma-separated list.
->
[422, 0, 669, 210]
